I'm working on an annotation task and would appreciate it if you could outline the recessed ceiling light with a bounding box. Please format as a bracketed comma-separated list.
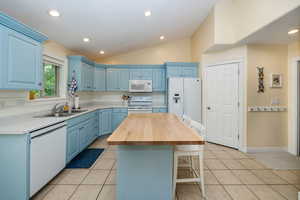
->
[288, 29, 299, 35]
[83, 38, 90, 42]
[99, 50, 105, 55]
[144, 10, 151, 17]
[160, 36, 165, 40]
[48, 10, 60, 17]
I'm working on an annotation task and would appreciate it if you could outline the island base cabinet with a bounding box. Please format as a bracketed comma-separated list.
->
[117, 145, 173, 200]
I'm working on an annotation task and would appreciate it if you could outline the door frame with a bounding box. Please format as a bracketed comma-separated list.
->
[203, 59, 246, 152]
[291, 57, 300, 155]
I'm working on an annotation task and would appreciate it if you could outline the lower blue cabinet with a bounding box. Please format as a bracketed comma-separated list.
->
[79, 121, 89, 152]
[99, 109, 112, 136]
[67, 126, 80, 163]
[66, 111, 99, 163]
[112, 108, 128, 130]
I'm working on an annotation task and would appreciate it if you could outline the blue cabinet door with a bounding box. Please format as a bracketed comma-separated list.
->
[94, 67, 106, 91]
[67, 126, 80, 163]
[1, 26, 42, 90]
[152, 69, 166, 91]
[182, 67, 197, 77]
[79, 121, 89, 151]
[119, 70, 129, 91]
[82, 63, 94, 91]
[112, 112, 128, 131]
[166, 67, 182, 78]
[106, 70, 119, 91]
[88, 64, 95, 90]
[81, 63, 88, 90]
[130, 69, 152, 80]
[100, 109, 112, 135]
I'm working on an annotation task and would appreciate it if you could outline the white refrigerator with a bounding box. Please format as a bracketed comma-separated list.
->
[168, 78, 202, 122]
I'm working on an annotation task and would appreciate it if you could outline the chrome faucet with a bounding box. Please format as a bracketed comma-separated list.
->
[51, 103, 65, 115]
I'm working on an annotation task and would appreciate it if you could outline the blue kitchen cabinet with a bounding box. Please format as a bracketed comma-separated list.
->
[82, 63, 95, 90]
[0, 15, 48, 90]
[166, 66, 182, 78]
[106, 69, 119, 91]
[94, 64, 106, 91]
[130, 69, 152, 80]
[68, 56, 95, 91]
[152, 107, 168, 113]
[67, 126, 80, 163]
[119, 70, 130, 90]
[99, 109, 112, 135]
[92, 116, 99, 140]
[106, 69, 129, 91]
[166, 62, 198, 78]
[79, 121, 89, 152]
[152, 68, 166, 91]
[66, 111, 99, 162]
[181, 67, 197, 77]
[112, 108, 128, 131]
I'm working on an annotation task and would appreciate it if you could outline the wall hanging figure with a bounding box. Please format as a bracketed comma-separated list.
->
[257, 67, 264, 93]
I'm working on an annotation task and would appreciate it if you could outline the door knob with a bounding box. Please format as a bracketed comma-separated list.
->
[207, 107, 211, 110]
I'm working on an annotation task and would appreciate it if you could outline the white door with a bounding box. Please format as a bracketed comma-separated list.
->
[183, 78, 202, 123]
[204, 63, 239, 148]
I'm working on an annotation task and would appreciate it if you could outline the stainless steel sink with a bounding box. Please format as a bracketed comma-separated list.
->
[33, 109, 88, 118]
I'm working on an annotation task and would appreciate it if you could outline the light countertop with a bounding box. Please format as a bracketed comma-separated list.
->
[0, 103, 167, 135]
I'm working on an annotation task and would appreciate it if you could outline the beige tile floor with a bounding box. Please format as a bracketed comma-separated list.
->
[31, 137, 300, 200]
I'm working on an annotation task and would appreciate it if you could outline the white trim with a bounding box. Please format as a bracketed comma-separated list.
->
[247, 146, 288, 153]
[290, 57, 300, 155]
[202, 59, 246, 152]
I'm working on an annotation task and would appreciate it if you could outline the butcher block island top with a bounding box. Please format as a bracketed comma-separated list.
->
[107, 113, 205, 145]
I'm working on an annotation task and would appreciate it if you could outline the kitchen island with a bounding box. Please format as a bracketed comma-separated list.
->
[107, 113, 204, 200]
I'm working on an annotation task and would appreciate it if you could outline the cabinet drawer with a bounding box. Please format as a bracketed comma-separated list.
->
[67, 111, 97, 127]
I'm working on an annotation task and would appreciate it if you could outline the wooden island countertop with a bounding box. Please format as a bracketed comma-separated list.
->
[107, 113, 205, 145]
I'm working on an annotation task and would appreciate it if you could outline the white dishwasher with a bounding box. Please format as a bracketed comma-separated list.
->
[30, 122, 67, 197]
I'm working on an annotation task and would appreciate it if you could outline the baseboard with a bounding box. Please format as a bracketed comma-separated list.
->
[246, 146, 288, 153]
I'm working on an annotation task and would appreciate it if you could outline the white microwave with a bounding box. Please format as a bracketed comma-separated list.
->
[129, 80, 152, 93]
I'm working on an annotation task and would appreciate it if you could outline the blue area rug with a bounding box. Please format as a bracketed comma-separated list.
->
[66, 148, 104, 168]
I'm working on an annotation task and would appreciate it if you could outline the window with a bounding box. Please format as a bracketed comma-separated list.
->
[30, 63, 60, 99]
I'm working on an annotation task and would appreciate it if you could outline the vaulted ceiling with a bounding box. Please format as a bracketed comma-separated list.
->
[0, 0, 218, 59]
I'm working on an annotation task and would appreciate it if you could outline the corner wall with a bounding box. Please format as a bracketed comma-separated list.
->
[247, 44, 288, 149]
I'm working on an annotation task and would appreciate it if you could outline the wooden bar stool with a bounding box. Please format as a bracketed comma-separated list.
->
[173, 119, 205, 199]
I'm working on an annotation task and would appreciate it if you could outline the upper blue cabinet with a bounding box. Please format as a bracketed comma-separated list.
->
[152, 68, 166, 91]
[166, 62, 198, 78]
[0, 12, 48, 90]
[130, 68, 152, 80]
[106, 67, 129, 91]
[68, 56, 95, 91]
[94, 64, 106, 91]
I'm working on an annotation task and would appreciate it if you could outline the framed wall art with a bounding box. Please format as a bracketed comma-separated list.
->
[270, 73, 282, 88]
